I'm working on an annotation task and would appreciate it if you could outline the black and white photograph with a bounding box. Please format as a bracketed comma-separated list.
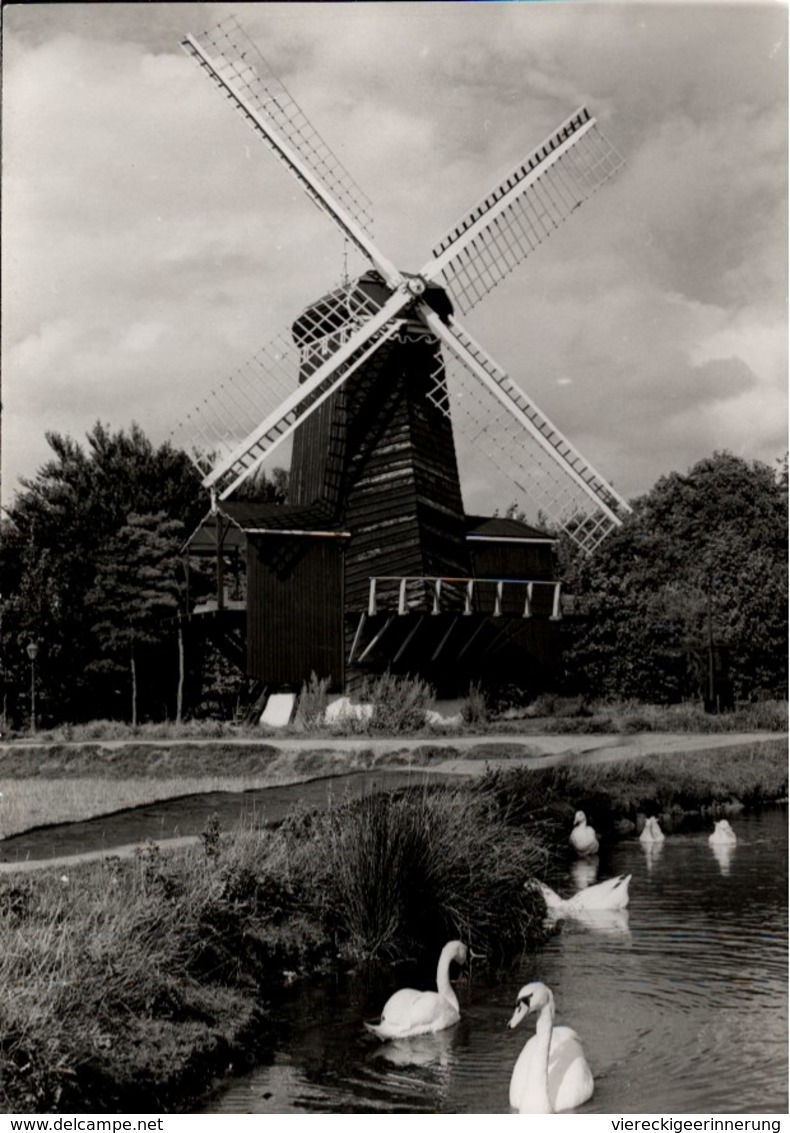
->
[1, 0, 787, 1119]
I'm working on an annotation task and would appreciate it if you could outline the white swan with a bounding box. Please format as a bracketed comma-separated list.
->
[709, 818, 737, 845]
[508, 981, 594, 1113]
[535, 874, 631, 913]
[365, 940, 467, 1039]
[639, 816, 666, 844]
[570, 811, 599, 857]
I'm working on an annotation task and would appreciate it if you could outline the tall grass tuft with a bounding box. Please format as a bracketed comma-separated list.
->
[287, 785, 548, 960]
[293, 671, 330, 731]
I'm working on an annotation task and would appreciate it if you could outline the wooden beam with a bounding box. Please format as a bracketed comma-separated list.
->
[347, 612, 367, 665]
[358, 616, 395, 662]
[431, 616, 460, 661]
[394, 616, 425, 662]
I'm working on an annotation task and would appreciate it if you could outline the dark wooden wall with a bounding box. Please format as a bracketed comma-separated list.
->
[246, 535, 344, 689]
[467, 539, 556, 617]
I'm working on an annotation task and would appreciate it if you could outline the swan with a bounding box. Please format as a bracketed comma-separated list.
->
[508, 981, 594, 1113]
[569, 811, 599, 857]
[535, 874, 631, 913]
[365, 940, 467, 1039]
[709, 818, 737, 845]
[639, 816, 666, 844]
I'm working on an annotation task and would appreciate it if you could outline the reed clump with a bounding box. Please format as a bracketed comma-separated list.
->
[285, 784, 548, 961]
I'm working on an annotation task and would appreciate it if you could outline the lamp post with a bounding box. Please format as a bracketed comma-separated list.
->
[26, 640, 39, 733]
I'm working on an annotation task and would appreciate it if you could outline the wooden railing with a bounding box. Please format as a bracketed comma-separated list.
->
[366, 576, 561, 620]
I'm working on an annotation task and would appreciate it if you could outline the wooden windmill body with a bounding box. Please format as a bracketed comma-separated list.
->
[179, 18, 631, 698]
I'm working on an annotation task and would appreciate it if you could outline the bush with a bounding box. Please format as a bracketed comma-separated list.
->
[360, 672, 436, 733]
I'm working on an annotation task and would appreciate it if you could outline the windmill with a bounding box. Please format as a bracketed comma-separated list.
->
[177, 16, 631, 700]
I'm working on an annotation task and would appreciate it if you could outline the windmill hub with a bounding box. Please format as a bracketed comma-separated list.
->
[404, 275, 427, 297]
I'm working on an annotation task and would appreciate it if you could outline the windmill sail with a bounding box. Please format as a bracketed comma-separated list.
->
[428, 108, 624, 315]
[182, 16, 373, 237]
[181, 19, 401, 285]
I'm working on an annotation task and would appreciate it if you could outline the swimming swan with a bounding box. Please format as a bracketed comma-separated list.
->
[639, 816, 666, 844]
[365, 940, 467, 1039]
[570, 811, 599, 857]
[535, 874, 631, 913]
[508, 981, 594, 1113]
[709, 819, 737, 845]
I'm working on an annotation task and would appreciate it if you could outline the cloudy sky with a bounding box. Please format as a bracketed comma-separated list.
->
[2, 1, 787, 512]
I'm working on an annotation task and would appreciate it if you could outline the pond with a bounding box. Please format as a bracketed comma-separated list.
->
[199, 807, 788, 1115]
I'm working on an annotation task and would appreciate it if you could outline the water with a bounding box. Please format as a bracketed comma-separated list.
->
[0, 770, 441, 863]
[200, 808, 788, 1114]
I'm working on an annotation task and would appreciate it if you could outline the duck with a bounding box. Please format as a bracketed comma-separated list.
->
[508, 981, 594, 1113]
[709, 818, 737, 845]
[534, 874, 631, 913]
[569, 811, 599, 857]
[639, 816, 666, 844]
[365, 940, 467, 1039]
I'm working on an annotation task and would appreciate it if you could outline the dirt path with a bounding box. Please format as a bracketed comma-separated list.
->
[1, 730, 782, 759]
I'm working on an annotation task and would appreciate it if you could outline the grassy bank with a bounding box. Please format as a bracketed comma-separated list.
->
[478, 741, 788, 846]
[0, 783, 546, 1113]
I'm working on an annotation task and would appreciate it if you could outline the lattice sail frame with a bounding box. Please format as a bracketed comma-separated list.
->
[171, 281, 400, 496]
[430, 108, 624, 315]
[183, 16, 373, 237]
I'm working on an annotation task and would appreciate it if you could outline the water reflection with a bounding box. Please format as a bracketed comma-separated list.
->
[571, 857, 599, 889]
[561, 907, 631, 940]
[710, 841, 736, 876]
[369, 1027, 457, 1070]
[641, 841, 665, 873]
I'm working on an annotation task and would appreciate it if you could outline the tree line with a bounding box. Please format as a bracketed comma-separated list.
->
[0, 424, 785, 728]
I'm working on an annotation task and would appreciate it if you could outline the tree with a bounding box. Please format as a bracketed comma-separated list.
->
[87, 513, 185, 725]
[0, 423, 204, 724]
[562, 452, 788, 704]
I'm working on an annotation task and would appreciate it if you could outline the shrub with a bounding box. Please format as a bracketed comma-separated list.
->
[360, 672, 436, 733]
